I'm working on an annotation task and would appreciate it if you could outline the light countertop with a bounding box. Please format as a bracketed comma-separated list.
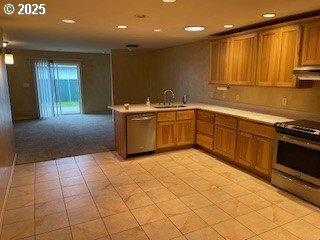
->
[108, 103, 294, 125]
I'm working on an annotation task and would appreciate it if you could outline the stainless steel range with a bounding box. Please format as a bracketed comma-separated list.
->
[272, 120, 320, 206]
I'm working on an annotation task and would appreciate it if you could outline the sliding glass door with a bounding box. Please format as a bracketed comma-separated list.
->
[34, 60, 82, 118]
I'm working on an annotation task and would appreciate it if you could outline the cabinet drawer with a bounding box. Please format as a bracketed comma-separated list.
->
[238, 120, 275, 139]
[197, 110, 214, 123]
[177, 110, 195, 121]
[196, 133, 213, 150]
[215, 114, 237, 129]
[197, 120, 214, 136]
[157, 111, 176, 122]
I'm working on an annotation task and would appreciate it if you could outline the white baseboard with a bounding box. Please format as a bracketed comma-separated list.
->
[0, 153, 17, 235]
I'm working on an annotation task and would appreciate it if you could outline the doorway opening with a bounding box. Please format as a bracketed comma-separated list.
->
[34, 60, 82, 118]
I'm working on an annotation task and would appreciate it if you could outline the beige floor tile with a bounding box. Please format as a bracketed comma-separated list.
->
[60, 176, 84, 187]
[79, 166, 102, 175]
[237, 193, 272, 211]
[176, 172, 202, 183]
[35, 199, 66, 218]
[203, 174, 233, 187]
[35, 211, 69, 234]
[109, 173, 134, 187]
[35, 188, 63, 204]
[131, 204, 166, 225]
[146, 187, 176, 203]
[36, 227, 73, 240]
[213, 219, 255, 240]
[259, 227, 300, 240]
[62, 184, 89, 198]
[184, 226, 224, 240]
[9, 185, 34, 198]
[247, 237, 263, 240]
[67, 204, 100, 225]
[220, 184, 251, 197]
[257, 205, 297, 225]
[179, 193, 212, 210]
[158, 175, 184, 187]
[0, 219, 34, 240]
[82, 172, 108, 182]
[57, 163, 78, 172]
[138, 179, 164, 191]
[238, 179, 270, 192]
[59, 168, 82, 179]
[168, 183, 197, 197]
[172, 236, 187, 240]
[256, 189, 292, 204]
[103, 211, 139, 234]
[187, 179, 216, 191]
[148, 166, 173, 178]
[11, 176, 35, 188]
[201, 188, 233, 204]
[90, 185, 119, 199]
[122, 192, 153, 210]
[169, 212, 208, 234]
[64, 193, 95, 210]
[130, 172, 155, 183]
[194, 205, 231, 225]
[115, 183, 143, 198]
[302, 211, 320, 229]
[142, 218, 181, 240]
[36, 172, 59, 183]
[110, 227, 148, 240]
[6, 194, 34, 210]
[216, 199, 253, 217]
[283, 219, 320, 240]
[94, 195, 128, 217]
[236, 212, 277, 235]
[35, 179, 60, 192]
[276, 199, 317, 217]
[3, 205, 34, 225]
[157, 198, 191, 217]
[71, 219, 109, 240]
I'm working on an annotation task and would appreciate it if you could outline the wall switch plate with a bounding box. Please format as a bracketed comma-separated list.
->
[236, 94, 240, 101]
[282, 97, 287, 106]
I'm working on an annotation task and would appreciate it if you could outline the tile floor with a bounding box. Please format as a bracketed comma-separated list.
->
[1, 148, 320, 240]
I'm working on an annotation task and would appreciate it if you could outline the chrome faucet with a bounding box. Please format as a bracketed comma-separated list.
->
[163, 90, 175, 105]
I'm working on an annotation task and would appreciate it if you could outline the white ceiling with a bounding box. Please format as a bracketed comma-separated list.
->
[1, 0, 320, 53]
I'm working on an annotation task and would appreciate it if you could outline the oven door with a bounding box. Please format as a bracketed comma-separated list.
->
[273, 133, 320, 187]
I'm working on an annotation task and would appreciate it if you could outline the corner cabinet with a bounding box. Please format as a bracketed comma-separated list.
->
[301, 21, 320, 66]
[228, 33, 258, 85]
[210, 38, 229, 84]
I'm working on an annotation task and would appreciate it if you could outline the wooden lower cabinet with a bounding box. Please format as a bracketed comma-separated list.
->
[214, 125, 237, 160]
[176, 120, 195, 146]
[237, 131, 254, 167]
[196, 133, 213, 151]
[157, 121, 176, 149]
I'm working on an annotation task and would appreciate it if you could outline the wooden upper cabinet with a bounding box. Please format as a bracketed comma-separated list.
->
[229, 33, 258, 85]
[275, 25, 301, 87]
[301, 21, 320, 66]
[256, 29, 280, 86]
[210, 38, 229, 84]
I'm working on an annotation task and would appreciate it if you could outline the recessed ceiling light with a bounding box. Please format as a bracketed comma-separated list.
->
[162, 0, 176, 3]
[154, 29, 162, 32]
[62, 19, 76, 24]
[263, 13, 276, 18]
[184, 26, 205, 32]
[224, 24, 234, 29]
[117, 25, 128, 29]
[2, 41, 8, 48]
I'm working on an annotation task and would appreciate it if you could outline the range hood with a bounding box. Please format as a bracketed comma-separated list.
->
[293, 66, 320, 81]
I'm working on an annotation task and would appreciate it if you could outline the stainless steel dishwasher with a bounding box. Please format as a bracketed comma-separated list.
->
[127, 113, 156, 155]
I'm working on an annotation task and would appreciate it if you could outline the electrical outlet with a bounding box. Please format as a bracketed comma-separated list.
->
[236, 94, 240, 101]
[222, 93, 226, 99]
[282, 97, 287, 106]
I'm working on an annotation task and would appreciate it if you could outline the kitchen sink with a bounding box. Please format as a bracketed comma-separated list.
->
[153, 105, 187, 109]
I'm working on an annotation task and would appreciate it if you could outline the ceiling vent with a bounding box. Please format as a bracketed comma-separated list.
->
[126, 44, 139, 51]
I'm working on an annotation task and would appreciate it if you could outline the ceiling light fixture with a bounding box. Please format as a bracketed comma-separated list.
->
[154, 29, 162, 32]
[2, 41, 8, 48]
[224, 24, 234, 29]
[184, 26, 205, 32]
[62, 19, 76, 24]
[162, 0, 176, 3]
[263, 13, 276, 18]
[5, 52, 14, 65]
[117, 25, 128, 29]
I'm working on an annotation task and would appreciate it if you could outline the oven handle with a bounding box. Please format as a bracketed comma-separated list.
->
[278, 134, 320, 151]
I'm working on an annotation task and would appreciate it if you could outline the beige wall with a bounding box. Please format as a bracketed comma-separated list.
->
[0, 30, 15, 222]
[7, 50, 112, 120]
[149, 40, 320, 114]
[111, 50, 150, 105]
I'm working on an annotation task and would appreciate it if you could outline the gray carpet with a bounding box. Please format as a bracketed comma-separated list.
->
[14, 114, 114, 164]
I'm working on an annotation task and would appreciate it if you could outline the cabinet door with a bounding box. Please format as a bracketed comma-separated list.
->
[237, 131, 254, 167]
[176, 120, 195, 146]
[229, 33, 258, 85]
[301, 21, 320, 66]
[275, 25, 301, 87]
[214, 125, 237, 160]
[196, 133, 213, 151]
[210, 38, 229, 84]
[253, 136, 274, 176]
[256, 29, 280, 86]
[157, 121, 176, 149]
